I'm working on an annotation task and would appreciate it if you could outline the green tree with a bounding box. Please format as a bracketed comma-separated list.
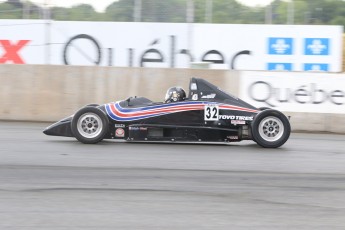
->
[141, 0, 185, 22]
[263, 0, 345, 26]
[104, 0, 134, 21]
[212, 0, 246, 23]
[67, 4, 103, 21]
[0, 2, 22, 19]
[193, 0, 265, 24]
[51, 6, 70, 21]
[104, 0, 186, 22]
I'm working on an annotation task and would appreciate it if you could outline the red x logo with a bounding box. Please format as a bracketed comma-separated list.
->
[0, 40, 30, 64]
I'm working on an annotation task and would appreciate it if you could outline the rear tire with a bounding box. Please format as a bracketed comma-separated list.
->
[251, 109, 290, 148]
[71, 106, 109, 144]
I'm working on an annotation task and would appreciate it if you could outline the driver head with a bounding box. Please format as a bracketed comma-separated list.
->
[165, 86, 186, 103]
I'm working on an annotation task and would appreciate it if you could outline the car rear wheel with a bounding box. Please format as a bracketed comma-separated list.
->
[251, 109, 290, 148]
[71, 106, 108, 144]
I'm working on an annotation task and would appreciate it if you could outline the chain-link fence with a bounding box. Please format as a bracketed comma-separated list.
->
[1, 0, 345, 25]
[1, 0, 215, 23]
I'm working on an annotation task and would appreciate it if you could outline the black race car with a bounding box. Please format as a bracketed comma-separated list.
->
[43, 78, 290, 148]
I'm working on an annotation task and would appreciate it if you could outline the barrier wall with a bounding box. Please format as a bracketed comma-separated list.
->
[0, 65, 239, 121]
[0, 64, 344, 133]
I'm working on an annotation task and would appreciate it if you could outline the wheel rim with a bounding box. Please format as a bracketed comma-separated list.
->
[77, 113, 103, 139]
[258, 116, 284, 142]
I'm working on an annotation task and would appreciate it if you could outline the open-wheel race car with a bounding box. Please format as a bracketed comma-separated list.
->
[44, 78, 291, 148]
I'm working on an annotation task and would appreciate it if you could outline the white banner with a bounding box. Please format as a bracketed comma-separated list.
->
[239, 71, 345, 113]
[0, 20, 343, 72]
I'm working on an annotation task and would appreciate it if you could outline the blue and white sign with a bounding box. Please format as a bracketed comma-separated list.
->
[304, 38, 330, 55]
[268, 38, 293, 55]
[267, 63, 292, 71]
[304, 63, 329, 71]
[0, 21, 342, 71]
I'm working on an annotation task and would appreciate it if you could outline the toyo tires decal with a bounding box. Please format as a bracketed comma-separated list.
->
[105, 101, 258, 121]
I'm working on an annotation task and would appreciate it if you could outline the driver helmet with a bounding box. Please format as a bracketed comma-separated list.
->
[165, 86, 186, 103]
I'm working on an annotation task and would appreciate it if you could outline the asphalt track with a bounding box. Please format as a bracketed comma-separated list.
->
[1, 121, 345, 230]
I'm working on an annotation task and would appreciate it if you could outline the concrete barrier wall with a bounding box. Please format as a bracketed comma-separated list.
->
[0, 65, 239, 122]
[285, 112, 345, 134]
[1, 64, 344, 133]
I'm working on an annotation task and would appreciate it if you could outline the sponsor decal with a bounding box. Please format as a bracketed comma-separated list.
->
[231, 120, 246, 125]
[129, 127, 147, 131]
[219, 115, 253, 121]
[192, 94, 198, 100]
[115, 128, 125, 137]
[115, 124, 125, 128]
[191, 83, 197, 90]
[201, 93, 216, 99]
[219, 115, 235, 119]
[227, 136, 239, 140]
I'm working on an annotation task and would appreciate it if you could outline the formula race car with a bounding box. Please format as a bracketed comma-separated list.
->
[43, 78, 291, 148]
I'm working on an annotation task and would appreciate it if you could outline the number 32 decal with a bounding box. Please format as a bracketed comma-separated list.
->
[204, 105, 219, 121]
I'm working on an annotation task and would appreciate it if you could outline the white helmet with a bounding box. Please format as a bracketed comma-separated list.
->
[165, 87, 186, 103]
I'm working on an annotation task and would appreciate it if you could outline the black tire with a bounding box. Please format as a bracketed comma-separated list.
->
[71, 106, 109, 144]
[251, 109, 290, 148]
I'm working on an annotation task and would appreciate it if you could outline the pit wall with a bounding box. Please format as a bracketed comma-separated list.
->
[0, 64, 344, 133]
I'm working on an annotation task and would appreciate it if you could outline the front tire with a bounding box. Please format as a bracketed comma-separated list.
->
[251, 109, 290, 148]
[71, 106, 109, 144]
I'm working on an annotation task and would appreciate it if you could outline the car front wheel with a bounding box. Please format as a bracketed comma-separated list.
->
[71, 106, 109, 144]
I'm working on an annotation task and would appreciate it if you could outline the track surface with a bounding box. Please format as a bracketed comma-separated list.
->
[1, 121, 345, 229]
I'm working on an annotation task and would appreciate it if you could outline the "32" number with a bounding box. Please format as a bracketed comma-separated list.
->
[204, 105, 219, 121]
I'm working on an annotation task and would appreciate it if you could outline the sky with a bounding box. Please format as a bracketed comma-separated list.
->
[27, 0, 275, 13]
